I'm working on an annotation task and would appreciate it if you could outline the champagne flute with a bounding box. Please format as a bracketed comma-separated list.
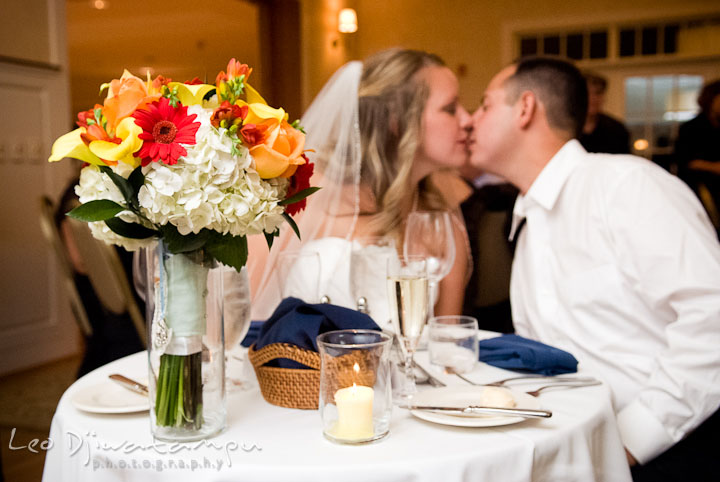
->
[403, 211, 456, 318]
[386, 255, 429, 403]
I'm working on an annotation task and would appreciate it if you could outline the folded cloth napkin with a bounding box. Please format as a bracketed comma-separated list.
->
[252, 297, 380, 368]
[241, 321, 263, 348]
[478, 334, 578, 375]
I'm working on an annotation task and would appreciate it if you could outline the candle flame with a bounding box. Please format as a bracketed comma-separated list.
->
[351, 382, 357, 394]
[353, 362, 360, 374]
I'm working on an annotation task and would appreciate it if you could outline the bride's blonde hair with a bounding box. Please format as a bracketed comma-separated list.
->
[357, 48, 446, 242]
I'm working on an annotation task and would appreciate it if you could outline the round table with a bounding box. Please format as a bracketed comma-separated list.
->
[42, 350, 631, 482]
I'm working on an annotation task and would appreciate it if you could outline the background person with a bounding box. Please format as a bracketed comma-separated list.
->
[674, 78, 720, 235]
[578, 71, 630, 154]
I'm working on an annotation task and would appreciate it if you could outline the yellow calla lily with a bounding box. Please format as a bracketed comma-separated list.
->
[244, 83, 266, 105]
[48, 128, 104, 165]
[244, 103, 287, 126]
[168, 82, 216, 106]
[88, 117, 143, 167]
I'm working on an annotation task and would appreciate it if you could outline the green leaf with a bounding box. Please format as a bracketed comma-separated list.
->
[282, 213, 301, 240]
[105, 218, 158, 239]
[205, 233, 248, 272]
[263, 230, 278, 250]
[67, 200, 125, 222]
[99, 165, 135, 207]
[279, 187, 321, 206]
[128, 166, 144, 210]
[159, 225, 210, 254]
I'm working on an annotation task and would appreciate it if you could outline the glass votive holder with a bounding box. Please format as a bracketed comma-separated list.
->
[428, 315, 479, 374]
[317, 330, 393, 444]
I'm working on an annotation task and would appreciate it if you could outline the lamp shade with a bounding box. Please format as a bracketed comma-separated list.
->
[338, 8, 358, 33]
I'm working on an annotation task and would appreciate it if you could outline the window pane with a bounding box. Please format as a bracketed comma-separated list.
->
[651, 76, 674, 118]
[625, 77, 648, 119]
[520, 36, 538, 56]
[670, 75, 704, 121]
[543, 35, 560, 55]
[589, 31, 607, 59]
[641, 26, 658, 55]
[567, 33, 584, 59]
[663, 24, 679, 54]
[620, 29, 635, 57]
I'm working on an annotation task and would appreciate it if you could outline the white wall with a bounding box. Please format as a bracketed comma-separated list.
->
[0, 0, 82, 375]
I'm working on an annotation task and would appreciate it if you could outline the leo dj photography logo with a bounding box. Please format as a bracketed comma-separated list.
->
[8, 428, 261, 472]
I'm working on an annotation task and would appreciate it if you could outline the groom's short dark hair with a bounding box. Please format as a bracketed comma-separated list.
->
[504, 57, 588, 138]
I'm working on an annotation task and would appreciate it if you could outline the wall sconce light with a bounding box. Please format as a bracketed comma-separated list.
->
[338, 8, 358, 33]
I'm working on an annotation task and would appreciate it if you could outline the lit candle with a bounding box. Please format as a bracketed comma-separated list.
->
[333, 363, 374, 441]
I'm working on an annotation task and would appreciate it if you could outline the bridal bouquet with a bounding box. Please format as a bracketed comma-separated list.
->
[49, 59, 316, 434]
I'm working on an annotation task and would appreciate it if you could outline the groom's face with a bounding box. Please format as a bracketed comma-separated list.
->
[469, 66, 517, 173]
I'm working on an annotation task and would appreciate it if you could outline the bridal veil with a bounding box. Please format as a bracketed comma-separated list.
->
[249, 61, 364, 318]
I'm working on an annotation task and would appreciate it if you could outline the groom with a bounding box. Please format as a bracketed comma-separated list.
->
[468, 56, 720, 480]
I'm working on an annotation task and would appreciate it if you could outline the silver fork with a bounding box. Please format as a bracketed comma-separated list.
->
[525, 380, 602, 397]
[455, 372, 598, 387]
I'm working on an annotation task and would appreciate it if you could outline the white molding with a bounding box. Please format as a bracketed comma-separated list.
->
[501, 3, 720, 65]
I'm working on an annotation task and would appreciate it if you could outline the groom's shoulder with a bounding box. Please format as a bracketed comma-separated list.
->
[576, 150, 669, 183]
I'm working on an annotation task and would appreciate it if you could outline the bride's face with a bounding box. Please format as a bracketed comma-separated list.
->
[415, 66, 471, 171]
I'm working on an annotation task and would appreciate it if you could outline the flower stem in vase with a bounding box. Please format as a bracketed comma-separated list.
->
[155, 351, 203, 429]
[154, 246, 211, 430]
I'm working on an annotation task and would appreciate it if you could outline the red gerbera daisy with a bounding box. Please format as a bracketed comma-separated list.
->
[132, 97, 201, 167]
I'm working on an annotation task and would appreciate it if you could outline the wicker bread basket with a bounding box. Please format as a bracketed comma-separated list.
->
[249, 343, 321, 409]
[249, 342, 380, 410]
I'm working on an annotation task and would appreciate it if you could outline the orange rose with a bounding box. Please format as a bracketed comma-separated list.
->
[251, 120, 306, 178]
[102, 70, 159, 131]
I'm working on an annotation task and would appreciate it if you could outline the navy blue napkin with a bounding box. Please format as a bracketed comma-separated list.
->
[241, 321, 263, 348]
[478, 334, 578, 375]
[250, 297, 380, 368]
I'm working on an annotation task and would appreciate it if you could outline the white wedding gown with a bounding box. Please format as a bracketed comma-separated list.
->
[281, 237, 397, 332]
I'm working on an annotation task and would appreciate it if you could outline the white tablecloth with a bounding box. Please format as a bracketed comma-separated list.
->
[43, 350, 631, 482]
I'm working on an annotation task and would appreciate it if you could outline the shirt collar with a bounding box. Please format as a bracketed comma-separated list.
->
[509, 139, 586, 241]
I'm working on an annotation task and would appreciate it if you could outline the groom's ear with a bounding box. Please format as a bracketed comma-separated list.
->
[516, 91, 537, 130]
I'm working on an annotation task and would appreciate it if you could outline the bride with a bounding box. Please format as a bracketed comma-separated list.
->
[249, 48, 473, 325]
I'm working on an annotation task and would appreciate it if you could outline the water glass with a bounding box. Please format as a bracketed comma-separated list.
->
[317, 330, 393, 444]
[349, 236, 396, 325]
[428, 315, 479, 374]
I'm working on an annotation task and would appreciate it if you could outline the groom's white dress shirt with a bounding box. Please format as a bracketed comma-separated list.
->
[510, 140, 720, 463]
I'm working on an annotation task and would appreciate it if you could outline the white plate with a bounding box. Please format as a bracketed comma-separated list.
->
[410, 386, 541, 427]
[72, 381, 149, 414]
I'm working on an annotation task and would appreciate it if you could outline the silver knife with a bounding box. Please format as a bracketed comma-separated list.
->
[109, 374, 148, 395]
[409, 405, 552, 418]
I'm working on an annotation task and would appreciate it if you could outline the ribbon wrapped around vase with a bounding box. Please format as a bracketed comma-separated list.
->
[145, 242, 226, 442]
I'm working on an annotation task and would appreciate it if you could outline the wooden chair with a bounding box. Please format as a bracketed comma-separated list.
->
[38, 195, 93, 337]
[38, 196, 146, 347]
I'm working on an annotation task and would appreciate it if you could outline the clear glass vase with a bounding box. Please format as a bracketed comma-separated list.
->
[143, 241, 226, 442]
